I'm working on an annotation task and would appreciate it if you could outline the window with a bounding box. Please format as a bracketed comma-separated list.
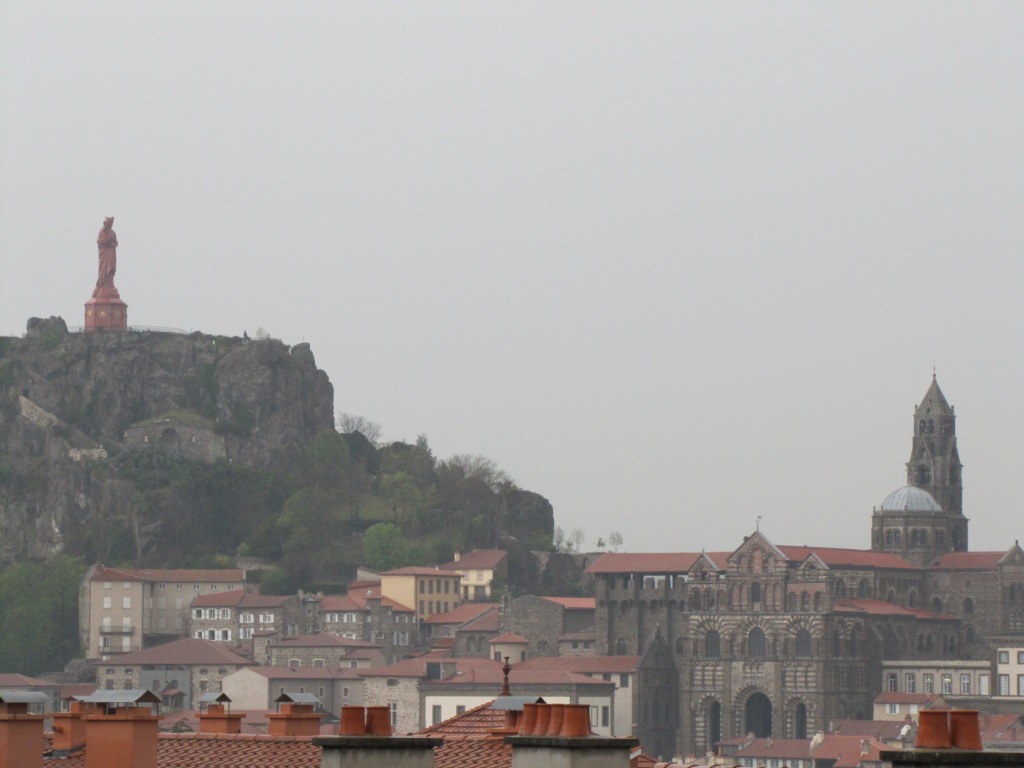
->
[942, 675, 952, 695]
[705, 630, 721, 659]
[924, 674, 934, 694]
[456, 705, 466, 716]
[220, 629, 231, 641]
[905, 673, 916, 693]
[193, 608, 203, 619]
[887, 673, 898, 693]
[1018, 652, 1024, 664]
[602, 706, 610, 727]
[998, 675, 1010, 695]
[590, 706, 599, 727]
[175, 598, 184, 610]
[620, 673, 630, 688]
[795, 629, 812, 658]
[102, 597, 111, 609]
[193, 584, 201, 590]
[999, 650, 1010, 664]
[239, 628, 252, 640]
[1018, 675, 1024, 697]
[431, 705, 442, 725]
[342, 686, 350, 698]
[220, 608, 231, 619]
[176, 584, 183, 590]
[961, 674, 971, 695]
[240, 613, 254, 624]
[979, 674, 990, 696]
[103, 582, 112, 589]
[389, 703, 398, 726]
[157, 598, 166, 610]
[886, 703, 899, 715]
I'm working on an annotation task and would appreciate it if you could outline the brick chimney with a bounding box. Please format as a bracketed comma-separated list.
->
[197, 692, 245, 735]
[506, 703, 639, 768]
[267, 692, 322, 737]
[84, 701, 160, 768]
[51, 699, 92, 754]
[0, 691, 47, 768]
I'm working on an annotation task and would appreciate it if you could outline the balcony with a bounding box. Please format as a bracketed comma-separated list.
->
[98, 625, 135, 634]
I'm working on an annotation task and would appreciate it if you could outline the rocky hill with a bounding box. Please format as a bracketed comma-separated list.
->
[0, 317, 334, 566]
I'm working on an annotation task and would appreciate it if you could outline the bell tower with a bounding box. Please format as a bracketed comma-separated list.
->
[908, 375, 963, 516]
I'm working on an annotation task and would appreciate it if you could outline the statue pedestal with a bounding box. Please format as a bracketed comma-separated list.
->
[85, 288, 128, 332]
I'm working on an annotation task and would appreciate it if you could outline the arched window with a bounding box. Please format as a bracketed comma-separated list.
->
[858, 579, 870, 599]
[795, 629, 812, 658]
[747, 627, 766, 659]
[886, 590, 897, 605]
[794, 702, 808, 739]
[963, 597, 974, 615]
[675, 637, 685, 655]
[801, 593, 809, 611]
[705, 629, 721, 659]
[751, 582, 762, 603]
[832, 629, 841, 656]
[834, 579, 846, 598]
[917, 465, 930, 485]
[908, 590, 917, 608]
[931, 597, 943, 613]
[615, 637, 627, 655]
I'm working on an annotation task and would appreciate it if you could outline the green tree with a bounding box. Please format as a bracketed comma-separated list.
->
[362, 522, 409, 571]
[0, 555, 85, 674]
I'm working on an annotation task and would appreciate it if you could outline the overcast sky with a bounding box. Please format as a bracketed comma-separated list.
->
[2, 2, 1022, 556]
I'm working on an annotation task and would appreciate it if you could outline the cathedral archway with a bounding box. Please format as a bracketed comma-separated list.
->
[744, 693, 772, 738]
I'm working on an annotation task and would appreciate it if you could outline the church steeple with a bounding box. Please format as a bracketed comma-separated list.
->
[908, 375, 963, 517]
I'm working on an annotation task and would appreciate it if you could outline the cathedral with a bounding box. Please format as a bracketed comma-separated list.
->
[587, 377, 1024, 758]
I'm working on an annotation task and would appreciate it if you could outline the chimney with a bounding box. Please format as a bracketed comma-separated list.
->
[51, 699, 91, 754]
[83, 692, 161, 768]
[196, 693, 244, 735]
[454, 551, 461, 562]
[267, 693, 322, 737]
[861, 738, 870, 755]
[0, 691, 47, 768]
[507, 703, 638, 768]
[317, 709, 442, 768]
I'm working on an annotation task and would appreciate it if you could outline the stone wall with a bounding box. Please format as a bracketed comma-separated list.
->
[363, 677, 421, 734]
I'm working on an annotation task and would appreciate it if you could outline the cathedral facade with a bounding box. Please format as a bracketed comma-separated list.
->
[587, 378, 1024, 759]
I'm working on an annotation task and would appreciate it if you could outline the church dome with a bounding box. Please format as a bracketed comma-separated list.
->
[879, 485, 943, 513]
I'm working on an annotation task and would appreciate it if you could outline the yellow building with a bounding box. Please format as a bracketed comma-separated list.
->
[441, 549, 508, 601]
[380, 567, 462, 621]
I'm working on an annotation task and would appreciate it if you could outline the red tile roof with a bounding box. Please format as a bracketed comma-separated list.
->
[490, 633, 528, 644]
[930, 551, 1005, 569]
[418, 701, 511, 768]
[91, 565, 245, 583]
[542, 597, 596, 610]
[441, 550, 508, 571]
[424, 603, 499, 625]
[834, 598, 957, 620]
[100, 637, 254, 666]
[157, 732, 320, 767]
[778, 546, 919, 570]
[515, 656, 639, 674]
[0, 672, 55, 687]
[813, 734, 886, 768]
[382, 566, 463, 577]
[458, 611, 500, 632]
[191, 590, 292, 608]
[734, 737, 811, 759]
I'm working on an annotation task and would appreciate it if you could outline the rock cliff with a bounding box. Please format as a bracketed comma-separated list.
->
[0, 317, 334, 565]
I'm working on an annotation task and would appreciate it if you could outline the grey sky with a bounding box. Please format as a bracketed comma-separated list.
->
[2, 2, 1022, 555]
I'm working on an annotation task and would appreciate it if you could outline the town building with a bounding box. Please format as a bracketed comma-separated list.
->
[439, 549, 508, 601]
[501, 595, 596, 658]
[93, 637, 254, 711]
[587, 378, 1024, 757]
[80, 565, 245, 659]
[317, 587, 417, 662]
[218, 665, 364, 712]
[188, 589, 300, 654]
[380, 567, 463, 622]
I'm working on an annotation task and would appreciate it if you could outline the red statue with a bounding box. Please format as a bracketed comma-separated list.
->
[85, 216, 128, 331]
[96, 216, 118, 291]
